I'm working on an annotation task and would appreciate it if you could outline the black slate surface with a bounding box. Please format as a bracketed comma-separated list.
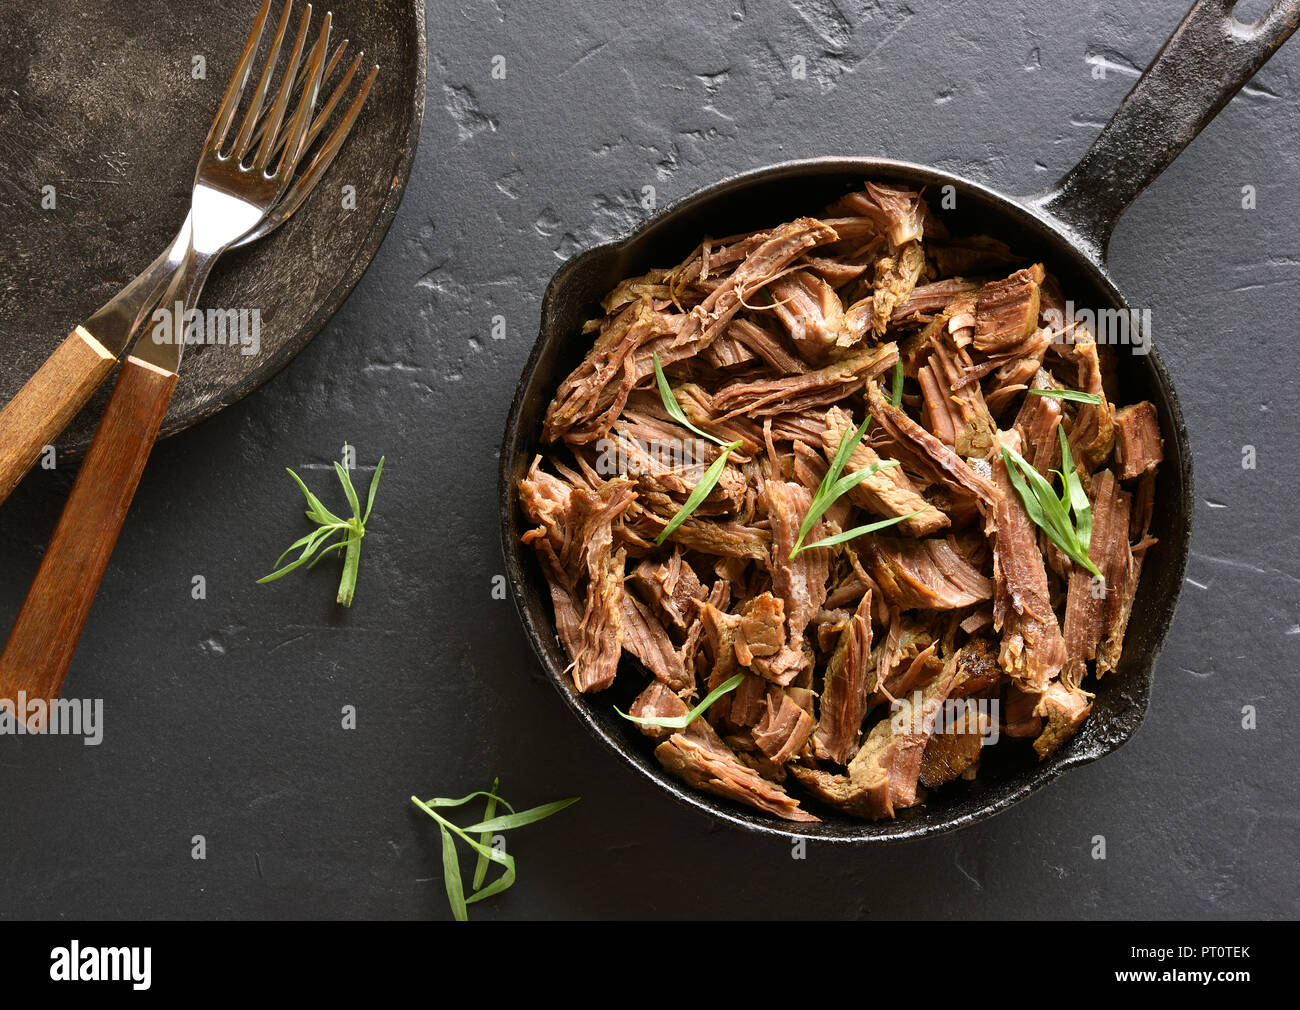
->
[1, 0, 1296, 920]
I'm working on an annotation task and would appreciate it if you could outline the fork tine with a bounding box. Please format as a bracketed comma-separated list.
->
[319, 40, 349, 94]
[253, 3, 313, 172]
[246, 39, 348, 156]
[229, 0, 295, 160]
[203, 0, 273, 154]
[267, 63, 377, 226]
[273, 11, 331, 178]
[301, 46, 358, 151]
[252, 43, 355, 166]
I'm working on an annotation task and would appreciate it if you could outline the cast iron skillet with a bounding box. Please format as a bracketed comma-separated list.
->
[501, 0, 1299, 841]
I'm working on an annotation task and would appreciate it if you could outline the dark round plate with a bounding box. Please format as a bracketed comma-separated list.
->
[0, 0, 426, 453]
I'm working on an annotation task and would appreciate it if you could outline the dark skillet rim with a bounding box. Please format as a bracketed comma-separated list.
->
[500, 155, 1192, 843]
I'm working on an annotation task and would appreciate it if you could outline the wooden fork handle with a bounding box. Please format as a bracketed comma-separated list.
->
[0, 355, 177, 714]
[0, 327, 118, 506]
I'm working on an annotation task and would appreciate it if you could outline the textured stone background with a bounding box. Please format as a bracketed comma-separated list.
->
[1, 0, 1297, 919]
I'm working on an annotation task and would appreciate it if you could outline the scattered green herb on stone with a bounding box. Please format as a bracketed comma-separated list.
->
[257, 444, 384, 606]
[411, 783, 579, 922]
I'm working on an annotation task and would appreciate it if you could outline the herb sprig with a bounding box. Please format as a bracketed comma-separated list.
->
[798, 510, 925, 553]
[790, 410, 912, 558]
[652, 353, 742, 546]
[1001, 427, 1102, 580]
[1027, 388, 1105, 405]
[615, 672, 744, 729]
[412, 782, 579, 922]
[257, 445, 385, 606]
[890, 360, 905, 407]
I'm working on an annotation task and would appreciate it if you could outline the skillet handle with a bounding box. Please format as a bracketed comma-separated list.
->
[1032, 0, 1300, 261]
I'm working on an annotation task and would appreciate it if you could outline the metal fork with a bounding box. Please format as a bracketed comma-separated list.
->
[0, 0, 376, 714]
[0, 1, 376, 506]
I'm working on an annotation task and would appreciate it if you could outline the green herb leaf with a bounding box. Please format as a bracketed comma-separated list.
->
[462, 797, 581, 834]
[439, 824, 468, 922]
[335, 448, 361, 518]
[363, 456, 385, 524]
[1057, 427, 1092, 555]
[259, 448, 385, 606]
[463, 856, 516, 905]
[790, 460, 900, 559]
[421, 790, 517, 814]
[615, 673, 744, 729]
[793, 510, 923, 553]
[1000, 444, 1103, 580]
[793, 411, 872, 554]
[412, 783, 577, 921]
[890, 360, 904, 407]
[653, 352, 731, 449]
[1027, 388, 1105, 405]
[287, 468, 343, 525]
[472, 778, 500, 892]
[654, 440, 742, 546]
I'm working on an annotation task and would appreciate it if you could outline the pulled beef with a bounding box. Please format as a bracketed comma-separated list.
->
[520, 181, 1162, 822]
[918, 714, 986, 788]
[828, 182, 925, 246]
[866, 536, 994, 611]
[621, 593, 692, 693]
[974, 264, 1044, 354]
[654, 722, 819, 822]
[1032, 681, 1092, 759]
[711, 343, 897, 419]
[753, 685, 816, 763]
[891, 277, 980, 322]
[570, 481, 637, 692]
[543, 218, 837, 445]
[917, 303, 998, 459]
[629, 681, 690, 740]
[867, 241, 926, 337]
[767, 269, 855, 363]
[991, 453, 1066, 691]
[1061, 470, 1129, 688]
[1066, 340, 1116, 474]
[1094, 476, 1139, 680]
[637, 682, 818, 821]
[866, 382, 999, 505]
[727, 317, 808, 374]
[765, 481, 830, 647]
[812, 590, 874, 763]
[918, 638, 1003, 787]
[1012, 371, 1064, 476]
[735, 592, 787, 665]
[630, 552, 705, 636]
[1112, 401, 1164, 480]
[790, 649, 960, 819]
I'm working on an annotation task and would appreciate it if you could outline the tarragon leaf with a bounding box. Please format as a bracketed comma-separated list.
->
[462, 797, 581, 834]
[793, 411, 874, 553]
[795, 510, 923, 553]
[615, 673, 744, 729]
[1027, 388, 1105, 405]
[439, 824, 467, 922]
[653, 352, 732, 449]
[655, 441, 741, 545]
